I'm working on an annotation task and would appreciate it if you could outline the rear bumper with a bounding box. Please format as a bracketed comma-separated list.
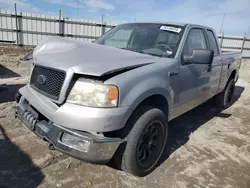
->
[15, 96, 122, 163]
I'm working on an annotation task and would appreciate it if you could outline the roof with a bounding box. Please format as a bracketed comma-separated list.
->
[122, 21, 187, 27]
[121, 21, 212, 29]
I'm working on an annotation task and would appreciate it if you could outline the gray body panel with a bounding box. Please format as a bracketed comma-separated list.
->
[33, 37, 158, 76]
[19, 85, 133, 132]
[19, 23, 241, 133]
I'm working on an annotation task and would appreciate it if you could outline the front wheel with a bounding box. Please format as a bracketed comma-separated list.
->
[117, 106, 168, 177]
[216, 79, 235, 109]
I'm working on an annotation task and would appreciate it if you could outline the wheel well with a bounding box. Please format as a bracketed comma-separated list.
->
[229, 70, 236, 80]
[137, 94, 169, 118]
[104, 94, 169, 139]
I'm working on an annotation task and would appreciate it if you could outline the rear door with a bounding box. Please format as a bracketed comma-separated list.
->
[205, 29, 223, 96]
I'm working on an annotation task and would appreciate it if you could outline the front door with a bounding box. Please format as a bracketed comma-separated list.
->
[173, 28, 212, 117]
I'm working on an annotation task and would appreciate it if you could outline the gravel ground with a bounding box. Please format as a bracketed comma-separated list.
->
[0, 47, 250, 188]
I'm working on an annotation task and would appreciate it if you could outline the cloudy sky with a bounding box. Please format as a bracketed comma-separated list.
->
[1, 0, 250, 36]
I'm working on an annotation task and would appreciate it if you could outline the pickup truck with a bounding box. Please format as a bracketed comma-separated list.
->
[15, 22, 241, 177]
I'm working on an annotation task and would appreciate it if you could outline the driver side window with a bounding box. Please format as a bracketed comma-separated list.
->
[183, 28, 208, 56]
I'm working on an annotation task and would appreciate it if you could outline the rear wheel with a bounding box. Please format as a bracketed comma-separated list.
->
[216, 79, 235, 109]
[115, 106, 168, 177]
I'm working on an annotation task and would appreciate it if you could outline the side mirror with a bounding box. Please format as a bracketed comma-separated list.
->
[183, 49, 214, 65]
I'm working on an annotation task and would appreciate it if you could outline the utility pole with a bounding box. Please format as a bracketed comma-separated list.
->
[220, 13, 225, 35]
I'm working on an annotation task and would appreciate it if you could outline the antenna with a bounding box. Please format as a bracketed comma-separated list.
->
[220, 13, 225, 35]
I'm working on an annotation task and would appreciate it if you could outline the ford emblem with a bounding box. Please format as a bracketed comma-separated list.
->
[37, 74, 47, 85]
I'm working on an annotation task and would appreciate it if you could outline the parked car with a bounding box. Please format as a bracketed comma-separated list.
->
[15, 22, 241, 176]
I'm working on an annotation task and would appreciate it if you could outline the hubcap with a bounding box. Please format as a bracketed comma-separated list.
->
[137, 120, 165, 169]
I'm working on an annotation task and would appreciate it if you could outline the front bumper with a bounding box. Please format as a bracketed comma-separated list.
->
[15, 96, 122, 163]
[19, 85, 132, 132]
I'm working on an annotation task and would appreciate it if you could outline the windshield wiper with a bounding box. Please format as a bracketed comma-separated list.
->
[121, 48, 140, 52]
[139, 51, 163, 57]
[121, 48, 167, 58]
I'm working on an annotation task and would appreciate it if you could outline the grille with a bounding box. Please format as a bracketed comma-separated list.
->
[65, 76, 78, 98]
[30, 66, 66, 100]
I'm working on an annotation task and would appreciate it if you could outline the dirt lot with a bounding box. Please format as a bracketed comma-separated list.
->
[1, 47, 250, 188]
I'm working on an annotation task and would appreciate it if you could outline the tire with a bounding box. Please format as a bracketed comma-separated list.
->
[116, 106, 168, 177]
[216, 78, 235, 109]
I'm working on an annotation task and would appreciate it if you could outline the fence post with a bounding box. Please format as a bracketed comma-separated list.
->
[18, 12, 23, 45]
[101, 14, 105, 35]
[220, 32, 224, 49]
[62, 15, 65, 37]
[58, 10, 61, 36]
[14, 3, 19, 45]
[58, 10, 65, 37]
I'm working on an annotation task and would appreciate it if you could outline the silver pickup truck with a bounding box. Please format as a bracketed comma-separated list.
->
[15, 22, 241, 176]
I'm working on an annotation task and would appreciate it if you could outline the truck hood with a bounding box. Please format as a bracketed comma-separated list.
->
[33, 37, 159, 76]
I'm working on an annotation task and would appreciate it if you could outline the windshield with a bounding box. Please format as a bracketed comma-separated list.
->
[94, 23, 184, 58]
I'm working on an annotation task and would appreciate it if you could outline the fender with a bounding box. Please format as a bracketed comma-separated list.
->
[218, 68, 237, 93]
[217, 55, 238, 94]
[119, 76, 173, 111]
[228, 69, 237, 82]
[104, 58, 178, 120]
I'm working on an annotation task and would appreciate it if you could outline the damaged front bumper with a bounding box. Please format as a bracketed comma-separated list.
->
[15, 95, 122, 163]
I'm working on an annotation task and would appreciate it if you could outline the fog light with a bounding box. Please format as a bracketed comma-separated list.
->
[61, 133, 91, 152]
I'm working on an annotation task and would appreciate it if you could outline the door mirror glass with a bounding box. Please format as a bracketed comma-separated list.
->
[183, 49, 214, 65]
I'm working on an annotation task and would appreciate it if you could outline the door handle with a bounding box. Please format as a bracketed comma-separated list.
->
[207, 64, 212, 72]
[168, 71, 178, 77]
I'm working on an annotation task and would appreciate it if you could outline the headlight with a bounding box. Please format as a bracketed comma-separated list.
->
[67, 78, 119, 107]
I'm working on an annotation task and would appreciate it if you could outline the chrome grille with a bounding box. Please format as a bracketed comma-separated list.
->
[30, 66, 66, 100]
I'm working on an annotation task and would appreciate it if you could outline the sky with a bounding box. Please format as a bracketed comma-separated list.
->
[1, 0, 250, 36]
